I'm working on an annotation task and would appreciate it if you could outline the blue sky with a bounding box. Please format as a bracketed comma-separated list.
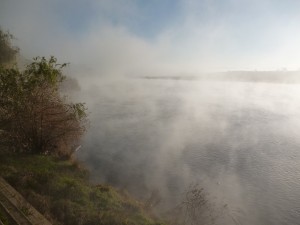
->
[1, 0, 300, 74]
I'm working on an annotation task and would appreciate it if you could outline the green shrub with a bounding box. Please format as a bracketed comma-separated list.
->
[0, 152, 167, 225]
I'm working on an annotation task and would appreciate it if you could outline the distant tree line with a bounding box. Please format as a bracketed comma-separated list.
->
[0, 28, 87, 157]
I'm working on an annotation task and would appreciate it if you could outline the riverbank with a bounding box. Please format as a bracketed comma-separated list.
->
[0, 150, 166, 225]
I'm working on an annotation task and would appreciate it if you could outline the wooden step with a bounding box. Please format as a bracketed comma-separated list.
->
[0, 177, 52, 225]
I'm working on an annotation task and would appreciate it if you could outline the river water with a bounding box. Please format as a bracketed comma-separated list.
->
[78, 78, 300, 225]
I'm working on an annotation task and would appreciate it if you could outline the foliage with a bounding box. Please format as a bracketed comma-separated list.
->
[0, 56, 87, 156]
[0, 152, 166, 225]
[0, 29, 18, 65]
[166, 184, 215, 225]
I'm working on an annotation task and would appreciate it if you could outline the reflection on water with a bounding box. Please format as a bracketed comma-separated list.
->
[77, 78, 300, 225]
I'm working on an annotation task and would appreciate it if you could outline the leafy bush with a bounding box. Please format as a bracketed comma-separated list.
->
[0, 57, 87, 157]
[0, 29, 18, 65]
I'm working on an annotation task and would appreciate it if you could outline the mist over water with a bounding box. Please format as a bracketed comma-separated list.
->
[3, 1, 300, 224]
[76, 77, 300, 225]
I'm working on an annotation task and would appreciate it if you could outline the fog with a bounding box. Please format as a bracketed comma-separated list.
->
[2, 0, 300, 74]
[71, 76, 300, 225]
[2, 0, 300, 224]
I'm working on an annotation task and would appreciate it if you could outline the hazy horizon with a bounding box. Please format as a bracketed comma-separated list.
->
[2, 0, 300, 77]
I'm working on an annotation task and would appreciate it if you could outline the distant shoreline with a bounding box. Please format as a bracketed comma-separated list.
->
[134, 71, 300, 84]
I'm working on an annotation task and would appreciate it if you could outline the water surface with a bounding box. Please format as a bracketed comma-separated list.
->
[78, 78, 300, 225]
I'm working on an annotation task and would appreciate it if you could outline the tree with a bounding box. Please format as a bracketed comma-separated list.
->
[0, 28, 18, 66]
[0, 56, 87, 157]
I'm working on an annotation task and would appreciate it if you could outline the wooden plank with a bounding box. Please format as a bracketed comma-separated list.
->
[0, 177, 52, 225]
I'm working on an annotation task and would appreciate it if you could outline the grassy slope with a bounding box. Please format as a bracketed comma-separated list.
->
[0, 151, 166, 225]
